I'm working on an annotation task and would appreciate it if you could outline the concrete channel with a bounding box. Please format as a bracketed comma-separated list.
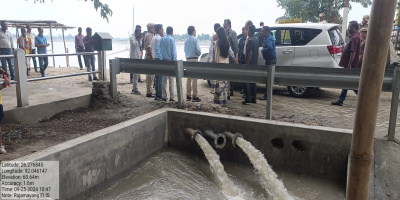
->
[14, 108, 356, 199]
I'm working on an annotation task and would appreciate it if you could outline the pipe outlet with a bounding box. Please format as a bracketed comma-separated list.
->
[204, 130, 226, 149]
[183, 128, 203, 141]
[223, 131, 243, 148]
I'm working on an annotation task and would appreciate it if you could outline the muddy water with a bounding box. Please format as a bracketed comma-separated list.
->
[89, 148, 345, 200]
[235, 137, 293, 200]
[193, 134, 239, 198]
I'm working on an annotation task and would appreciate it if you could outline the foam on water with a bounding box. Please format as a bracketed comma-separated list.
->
[235, 137, 294, 200]
[89, 148, 345, 200]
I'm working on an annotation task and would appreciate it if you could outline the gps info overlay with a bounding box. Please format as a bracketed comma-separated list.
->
[1, 161, 59, 199]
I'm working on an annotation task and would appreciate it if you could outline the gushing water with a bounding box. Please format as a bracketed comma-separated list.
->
[194, 134, 240, 198]
[235, 137, 294, 200]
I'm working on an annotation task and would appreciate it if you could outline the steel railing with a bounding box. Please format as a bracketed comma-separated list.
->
[2, 49, 106, 108]
[109, 58, 400, 141]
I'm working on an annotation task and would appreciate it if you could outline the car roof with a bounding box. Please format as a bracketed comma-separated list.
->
[259, 23, 340, 30]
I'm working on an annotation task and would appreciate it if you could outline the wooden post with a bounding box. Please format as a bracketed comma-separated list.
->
[13, 49, 29, 107]
[266, 65, 275, 120]
[346, 0, 398, 199]
[62, 29, 69, 67]
[66, 48, 70, 67]
[175, 60, 184, 109]
[49, 24, 55, 67]
[16, 27, 19, 41]
[388, 66, 400, 141]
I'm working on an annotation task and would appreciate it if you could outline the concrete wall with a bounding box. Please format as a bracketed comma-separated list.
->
[14, 108, 353, 199]
[16, 109, 167, 200]
[4, 94, 92, 124]
[167, 110, 352, 182]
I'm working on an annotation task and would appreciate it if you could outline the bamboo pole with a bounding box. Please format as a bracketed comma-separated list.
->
[346, 0, 397, 199]
[62, 29, 69, 67]
[49, 24, 55, 67]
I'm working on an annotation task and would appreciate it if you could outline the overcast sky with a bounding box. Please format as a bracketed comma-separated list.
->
[1, 0, 372, 38]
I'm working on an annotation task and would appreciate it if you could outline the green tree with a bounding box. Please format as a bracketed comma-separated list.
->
[29, 0, 113, 22]
[276, 0, 371, 24]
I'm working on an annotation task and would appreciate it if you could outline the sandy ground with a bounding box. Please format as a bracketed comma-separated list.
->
[0, 66, 398, 198]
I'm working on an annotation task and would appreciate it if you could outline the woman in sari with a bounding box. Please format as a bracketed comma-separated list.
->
[212, 27, 235, 106]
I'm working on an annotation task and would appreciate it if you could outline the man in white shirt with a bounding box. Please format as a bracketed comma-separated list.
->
[151, 24, 164, 101]
[130, 28, 142, 95]
[0, 21, 15, 80]
[26, 24, 38, 73]
[319, 13, 327, 24]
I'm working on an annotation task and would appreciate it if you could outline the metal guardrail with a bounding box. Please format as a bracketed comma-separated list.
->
[0, 55, 14, 59]
[3, 49, 106, 108]
[25, 52, 98, 58]
[109, 58, 400, 141]
[27, 71, 100, 82]
[0, 52, 98, 59]
[275, 66, 395, 91]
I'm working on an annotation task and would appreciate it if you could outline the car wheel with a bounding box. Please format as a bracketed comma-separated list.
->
[287, 86, 316, 98]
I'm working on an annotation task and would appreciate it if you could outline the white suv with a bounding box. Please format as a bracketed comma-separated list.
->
[201, 23, 344, 97]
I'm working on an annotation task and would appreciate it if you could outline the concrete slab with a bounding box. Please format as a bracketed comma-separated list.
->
[374, 139, 400, 199]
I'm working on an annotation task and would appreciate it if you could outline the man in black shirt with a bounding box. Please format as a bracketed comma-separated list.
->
[238, 26, 247, 97]
[242, 25, 259, 105]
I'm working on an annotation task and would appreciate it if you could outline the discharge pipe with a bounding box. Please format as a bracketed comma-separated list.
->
[203, 130, 227, 149]
[223, 131, 243, 148]
[183, 128, 203, 141]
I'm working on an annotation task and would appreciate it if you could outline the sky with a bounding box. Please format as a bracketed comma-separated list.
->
[0, 0, 372, 39]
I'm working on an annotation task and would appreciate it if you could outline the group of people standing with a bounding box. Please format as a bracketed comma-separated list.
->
[129, 19, 277, 106]
[0, 21, 51, 78]
[129, 23, 177, 102]
[208, 19, 276, 106]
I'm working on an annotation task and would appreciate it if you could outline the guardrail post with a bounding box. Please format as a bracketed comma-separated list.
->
[388, 66, 400, 141]
[109, 59, 120, 98]
[266, 65, 275, 120]
[175, 60, 184, 109]
[13, 49, 29, 107]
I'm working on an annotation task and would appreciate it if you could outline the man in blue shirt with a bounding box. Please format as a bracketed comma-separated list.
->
[184, 26, 201, 102]
[157, 26, 177, 102]
[260, 26, 277, 101]
[151, 24, 164, 101]
[35, 27, 50, 77]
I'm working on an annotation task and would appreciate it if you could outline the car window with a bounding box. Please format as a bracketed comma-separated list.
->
[328, 27, 344, 46]
[292, 29, 322, 46]
[273, 29, 292, 46]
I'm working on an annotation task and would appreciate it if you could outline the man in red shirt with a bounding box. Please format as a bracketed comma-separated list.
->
[331, 21, 361, 106]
